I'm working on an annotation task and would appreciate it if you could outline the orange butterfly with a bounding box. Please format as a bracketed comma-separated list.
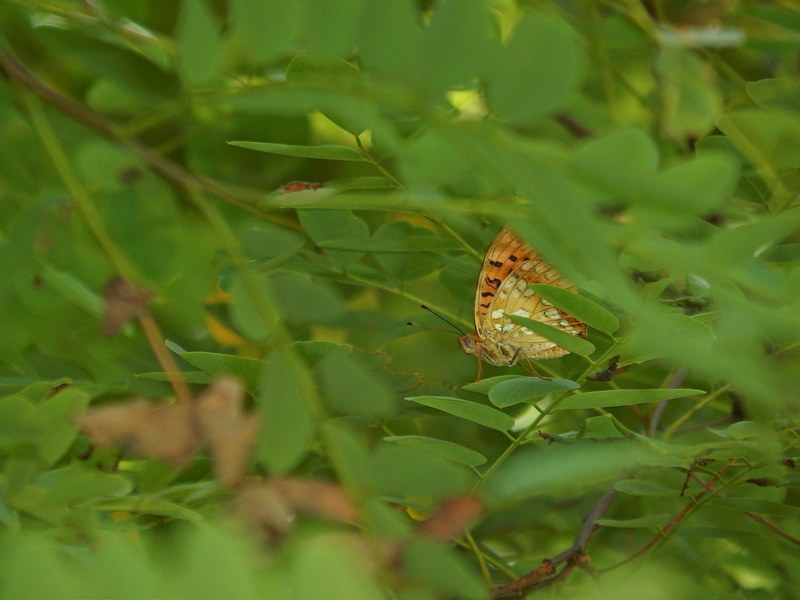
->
[460, 227, 586, 373]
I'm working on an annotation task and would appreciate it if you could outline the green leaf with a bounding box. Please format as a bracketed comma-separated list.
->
[290, 533, 384, 600]
[227, 141, 363, 161]
[177, 0, 222, 88]
[759, 242, 800, 263]
[298, 209, 370, 265]
[530, 284, 620, 334]
[170, 350, 262, 390]
[652, 152, 740, 214]
[656, 47, 721, 140]
[36, 389, 90, 467]
[403, 539, 487, 600]
[319, 236, 460, 252]
[318, 353, 397, 418]
[416, 0, 491, 95]
[170, 523, 262, 600]
[228, 0, 305, 66]
[367, 445, 473, 498]
[285, 55, 373, 134]
[614, 479, 680, 497]
[270, 272, 345, 325]
[301, 0, 366, 57]
[486, 12, 585, 123]
[357, 0, 420, 81]
[228, 275, 272, 343]
[487, 442, 647, 500]
[506, 314, 595, 356]
[373, 222, 441, 280]
[406, 396, 515, 431]
[257, 347, 316, 473]
[38, 264, 103, 321]
[384, 435, 487, 467]
[462, 375, 523, 395]
[597, 514, 671, 528]
[488, 377, 579, 408]
[571, 127, 659, 194]
[712, 498, 800, 518]
[582, 414, 626, 439]
[557, 388, 704, 410]
[35, 465, 133, 507]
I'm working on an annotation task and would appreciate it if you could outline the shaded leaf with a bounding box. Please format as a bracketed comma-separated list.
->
[597, 514, 671, 528]
[530, 284, 619, 334]
[486, 12, 584, 123]
[384, 436, 487, 467]
[557, 388, 705, 410]
[506, 314, 595, 356]
[228, 141, 363, 161]
[614, 479, 680, 496]
[406, 396, 515, 431]
[257, 347, 316, 474]
[488, 377, 579, 408]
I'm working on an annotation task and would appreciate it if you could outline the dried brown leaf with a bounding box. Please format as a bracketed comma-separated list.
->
[231, 483, 294, 538]
[270, 477, 359, 523]
[77, 399, 197, 466]
[102, 277, 153, 335]
[195, 377, 260, 486]
[418, 496, 484, 541]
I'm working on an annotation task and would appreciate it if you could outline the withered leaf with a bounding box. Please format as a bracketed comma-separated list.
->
[77, 399, 197, 467]
[231, 478, 358, 538]
[195, 377, 260, 487]
[102, 277, 153, 335]
[418, 496, 484, 541]
[77, 377, 258, 484]
[269, 477, 358, 523]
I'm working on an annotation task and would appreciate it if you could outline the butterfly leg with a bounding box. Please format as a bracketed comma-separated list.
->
[475, 355, 484, 381]
[512, 349, 546, 379]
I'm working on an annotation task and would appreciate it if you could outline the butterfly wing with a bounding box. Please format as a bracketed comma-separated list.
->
[472, 227, 586, 363]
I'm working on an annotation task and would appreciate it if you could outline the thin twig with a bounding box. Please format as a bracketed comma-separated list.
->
[746, 512, 800, 547]
[492, 485, 619, 599]
[601, 460, 732, 572]
[0, 49, 295, 227]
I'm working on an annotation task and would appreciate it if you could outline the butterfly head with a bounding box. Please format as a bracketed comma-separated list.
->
[459, 333, 479, 356]
[460, 332, 518, 367]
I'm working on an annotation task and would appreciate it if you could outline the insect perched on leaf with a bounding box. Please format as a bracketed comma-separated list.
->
[459, 227, 586, 375]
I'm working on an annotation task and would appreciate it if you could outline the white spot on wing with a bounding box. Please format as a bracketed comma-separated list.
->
[491, 309, 505, 320]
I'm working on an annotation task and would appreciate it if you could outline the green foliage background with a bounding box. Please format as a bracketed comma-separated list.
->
[1, 0, 800, 598]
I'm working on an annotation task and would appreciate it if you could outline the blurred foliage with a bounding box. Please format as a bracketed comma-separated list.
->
[1, 0, 800, 598]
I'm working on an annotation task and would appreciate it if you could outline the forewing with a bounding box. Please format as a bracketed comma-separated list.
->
[480, 229, 586, 353]
[473, 227, 530, 332]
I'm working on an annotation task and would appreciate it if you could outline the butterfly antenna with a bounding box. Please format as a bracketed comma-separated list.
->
[417, 304, 467, 336]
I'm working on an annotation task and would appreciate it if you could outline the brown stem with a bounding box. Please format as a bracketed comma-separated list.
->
[492, 485, 618, 599]
[0, 49, 295, 227]
[601, 460, 732, 572]
[746, 512, 800, 547]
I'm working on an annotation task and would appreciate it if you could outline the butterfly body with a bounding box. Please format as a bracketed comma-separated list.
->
[460, 227, 586, 368]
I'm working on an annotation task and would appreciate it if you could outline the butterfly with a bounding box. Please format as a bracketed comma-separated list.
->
[459, 227, 586, 373]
